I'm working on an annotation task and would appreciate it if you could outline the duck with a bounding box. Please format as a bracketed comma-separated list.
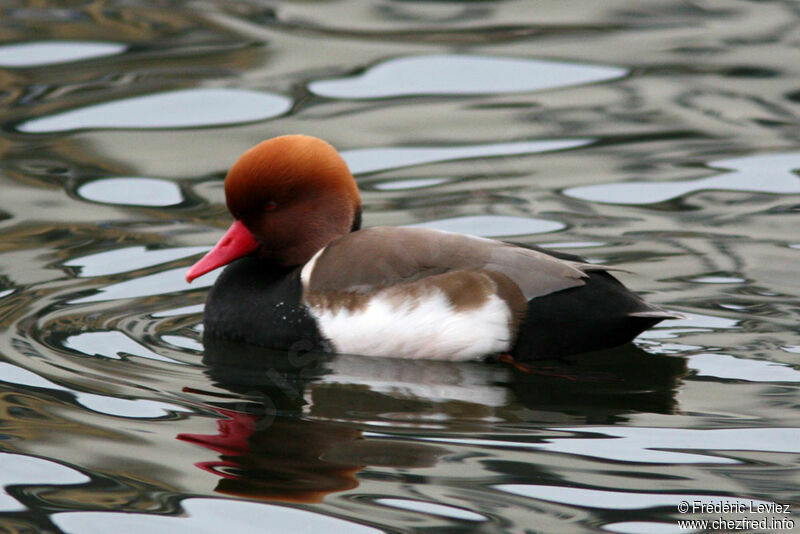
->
[186, 135, 679, 361]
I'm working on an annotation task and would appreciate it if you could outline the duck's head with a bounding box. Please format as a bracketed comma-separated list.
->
[186, 135, 361, 282]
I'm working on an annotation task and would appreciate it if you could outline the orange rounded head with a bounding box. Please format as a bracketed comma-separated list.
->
[186, 135, 361, 282]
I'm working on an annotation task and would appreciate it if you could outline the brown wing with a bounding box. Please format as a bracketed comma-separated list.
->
[304, 227, 600, 300]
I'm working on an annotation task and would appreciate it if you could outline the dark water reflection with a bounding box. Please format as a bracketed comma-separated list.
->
[1, 1, 800, 533]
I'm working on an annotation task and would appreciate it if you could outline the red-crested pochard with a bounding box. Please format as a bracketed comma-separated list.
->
[186, 135, 679, 361]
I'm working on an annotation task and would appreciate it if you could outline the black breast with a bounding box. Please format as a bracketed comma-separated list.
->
[203, 256, 331, 351]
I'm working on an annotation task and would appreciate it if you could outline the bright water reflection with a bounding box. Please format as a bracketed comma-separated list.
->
[310, 54, 626, 98]
[342, 139, 590, 175]
[564, 152, 800, 204]
[76, 178, 185, 207]
[65, 246, 210, 277]
[18, 88, 293, 133]
[406, 215, 564, 237]
[64, 331, 185, 364]
[0, 362, 190, 418]
[69, 266, 218, 304]
[0, 453, 90, 512]
[0, 40, 126, 67]
[494, 485, 772, 511]
[52, 498, 383, 534]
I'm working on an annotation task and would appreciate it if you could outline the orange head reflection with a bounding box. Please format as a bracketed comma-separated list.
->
[178, 406, 446, 503]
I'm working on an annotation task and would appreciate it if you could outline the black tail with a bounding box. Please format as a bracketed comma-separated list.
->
[510, 245, 678, 360]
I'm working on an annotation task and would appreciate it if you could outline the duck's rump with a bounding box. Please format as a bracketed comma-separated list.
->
[511, 245, 674, 359]
[514, 268, 668, 359]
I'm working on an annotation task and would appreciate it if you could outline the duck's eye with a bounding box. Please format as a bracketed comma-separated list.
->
[264, 200, 278, 211]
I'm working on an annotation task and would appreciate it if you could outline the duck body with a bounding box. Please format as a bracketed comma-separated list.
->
[201, 229, 672, 362]
[190, 135, 678, 362]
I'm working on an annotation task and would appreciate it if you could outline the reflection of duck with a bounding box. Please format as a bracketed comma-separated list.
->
[179, 338, 686, 502]
[178, 336, 450, 503]
[178, 408, 448, 503]
[199, 336, 686, 422]
[186, 135, 679, 361]
[505, 343, 688, 420]
[178, 409, 362, 503]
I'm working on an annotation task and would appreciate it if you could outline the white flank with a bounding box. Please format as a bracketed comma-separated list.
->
[307, 290, 514, 361]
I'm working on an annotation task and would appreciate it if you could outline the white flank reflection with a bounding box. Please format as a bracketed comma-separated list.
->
[322, 355, 510, 407]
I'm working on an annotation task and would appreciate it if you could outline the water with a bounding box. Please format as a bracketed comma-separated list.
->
[1, 1, 799, 533]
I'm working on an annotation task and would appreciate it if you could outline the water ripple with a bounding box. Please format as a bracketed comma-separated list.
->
[64, 331, 185, 365]
[406, 215, 564, 237]
[0, 40, 125, 67]
[375, 498, 486, 521]
[342, 139, 590, 175]
[77, 178, 185, 207]
[65, 246, 210, 277]
[414, 426, 800, 464]
[687, 353, 800, 382]
[0, 452, 89, 512]
[0, 362, 190, 418]
[18, 88, 292, 133]
[310, 54, 627, 99]
[51, 497, 382, 534]
[564, 152, 800, 205]
[494, 484, 771, 511]
[69, 266, 217, 304]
